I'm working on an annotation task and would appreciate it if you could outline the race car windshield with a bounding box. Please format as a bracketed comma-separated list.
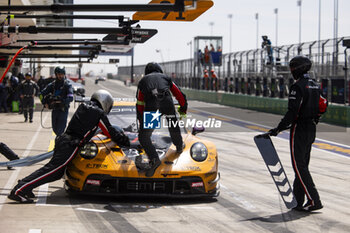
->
[108, 105, 173, 150]
[108, 105, 170, 134]
[108, 106, 137, 131]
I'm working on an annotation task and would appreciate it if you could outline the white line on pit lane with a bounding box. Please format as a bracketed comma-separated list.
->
[28, 229, 41, 233]
[272, 135, 350, 160]
[0, 113, 49, 211]
[35, 203, 214, 212]
[36, 183, 49, 206]
[98, 82, 133, 98]
[76, 207, 108, 213]
[110, 204, 215, 210]
[192, 105, 350, 159]
[36, 203, 72, 207]
[221, 184, 256, 210]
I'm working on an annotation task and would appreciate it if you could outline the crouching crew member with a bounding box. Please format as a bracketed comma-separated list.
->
[269, 56, 324, 212]
[136, 62, 188, 177]
[19, 73, 39, 123]
[8, 90, 130, 203]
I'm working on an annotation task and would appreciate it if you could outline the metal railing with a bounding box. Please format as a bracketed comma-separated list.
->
[118, 37, 350, 105]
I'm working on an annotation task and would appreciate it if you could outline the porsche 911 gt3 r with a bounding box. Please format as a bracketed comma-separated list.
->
[65, 98, 220, 197]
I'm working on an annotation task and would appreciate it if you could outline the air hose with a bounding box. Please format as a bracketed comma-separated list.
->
[0, 41, 36, 84]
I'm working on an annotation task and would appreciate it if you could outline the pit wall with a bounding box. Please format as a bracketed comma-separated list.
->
[182, 89, 350, 127]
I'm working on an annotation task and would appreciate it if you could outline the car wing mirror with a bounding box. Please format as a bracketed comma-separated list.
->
[192, 126, 205, 135]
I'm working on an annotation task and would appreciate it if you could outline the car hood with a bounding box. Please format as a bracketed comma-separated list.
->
[126, 132, 172, 150]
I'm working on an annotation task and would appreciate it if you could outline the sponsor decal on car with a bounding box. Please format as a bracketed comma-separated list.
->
[184, 166, 201, 171]
[86, 179, 101, 186]
[191, 182, 204, 188]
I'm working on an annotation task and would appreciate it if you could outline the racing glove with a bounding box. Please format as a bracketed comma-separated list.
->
[178, 106, 187, 119]
[179, 104, 187, 114]
[268, 128, 280, 137]
[110, 127, 130, 147]
[115, 133, 130, 147]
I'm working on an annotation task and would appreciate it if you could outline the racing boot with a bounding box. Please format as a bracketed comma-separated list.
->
[303, 200, 323, 212]
[145, 158, 161, 177]
[7, 190, 34, 203]
[11, 180, 35, 198]
[23, 189, 36, 199]
[135, 155, 151, 171]
[292, 205, 305, 212]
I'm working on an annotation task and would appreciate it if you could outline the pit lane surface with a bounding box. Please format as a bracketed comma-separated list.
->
[0, 77, 349, 233]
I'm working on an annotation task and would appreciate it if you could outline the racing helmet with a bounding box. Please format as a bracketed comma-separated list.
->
[145, 62, 163, 75]
[289, 56, 312, 79]
[91, 89, 114, 114]
[54, 66, 66, 75]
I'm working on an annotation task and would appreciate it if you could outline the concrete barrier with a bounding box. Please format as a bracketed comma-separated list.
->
[183, 89, 350, 127]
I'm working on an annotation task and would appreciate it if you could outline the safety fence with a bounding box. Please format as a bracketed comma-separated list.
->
[181, 88, 350, 127]
[118, 36, 350, 106]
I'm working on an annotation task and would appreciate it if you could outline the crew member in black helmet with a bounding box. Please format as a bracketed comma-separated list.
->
[19, 73, 39, 123]
[8, 90, 130, 203]
[136, 62, 188, 177]
[269, 56, 324, 212]
[40, 66, 73, 136]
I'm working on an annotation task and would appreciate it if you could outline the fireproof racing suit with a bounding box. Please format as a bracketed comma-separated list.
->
[275, 73, 322, 208]
[136, 72, 187, 161]
[10, 101, 130, 199]
[41, 79, 73, 136]
[19, 79, 39, 122]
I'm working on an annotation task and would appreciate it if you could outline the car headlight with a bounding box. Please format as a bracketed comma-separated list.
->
[79, 142, 98, 159]
[190, 142, 208, 162]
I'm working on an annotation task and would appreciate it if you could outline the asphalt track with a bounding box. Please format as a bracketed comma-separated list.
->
[0, 77, 349, 233]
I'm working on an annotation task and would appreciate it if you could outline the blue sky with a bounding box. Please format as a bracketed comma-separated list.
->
[73, 0, 350, 73]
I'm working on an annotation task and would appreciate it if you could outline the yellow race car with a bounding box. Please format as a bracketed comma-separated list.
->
[64, 98, 220, 198]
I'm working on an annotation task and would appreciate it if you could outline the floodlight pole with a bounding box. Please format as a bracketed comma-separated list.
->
[209, 22, 214, 36]
[317, 0, 321, 76]
[274, 8, 278, 47]
[228, 14, 233, 53]
[344, 48, 349, 105]
[255, 13, 259, 49]
[187, 40, 193, 77]
[298, 0, 302, 45]
[131, 48, 134, 84]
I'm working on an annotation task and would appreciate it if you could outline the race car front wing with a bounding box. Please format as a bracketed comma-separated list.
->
[65, 173, 219, 198]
